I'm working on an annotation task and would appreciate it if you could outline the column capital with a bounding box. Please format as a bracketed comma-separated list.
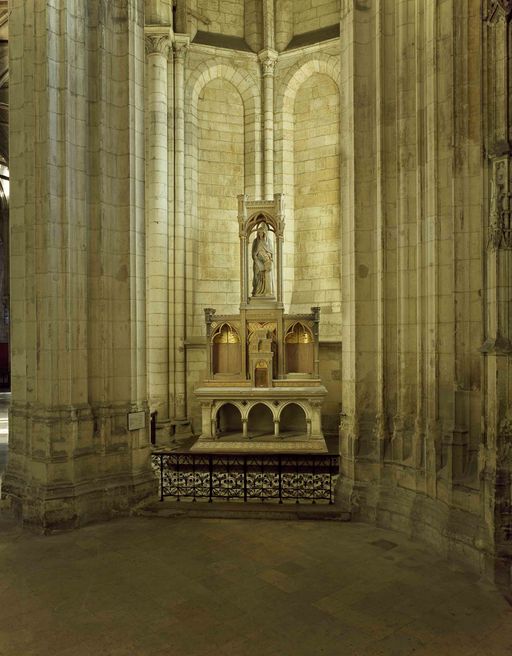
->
[144, 26, 172, 57]
[258, 48, 278, 77]
[173, 34, 190, 61]
[485, 0, 512, 23]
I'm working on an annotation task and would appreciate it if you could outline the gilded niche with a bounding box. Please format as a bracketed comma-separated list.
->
[212, 323, 241, 375]
[285, 322, 314, 374]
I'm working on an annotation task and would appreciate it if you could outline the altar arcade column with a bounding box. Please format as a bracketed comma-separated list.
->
[4, 0, 156, 529]
[144, 27, 172, 437]
[172, 34, 192, 434]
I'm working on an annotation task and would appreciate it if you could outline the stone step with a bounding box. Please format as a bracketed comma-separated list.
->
[138, 499, 351, 522]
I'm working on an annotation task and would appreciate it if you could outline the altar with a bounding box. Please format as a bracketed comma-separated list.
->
[192, 194, 328, 453]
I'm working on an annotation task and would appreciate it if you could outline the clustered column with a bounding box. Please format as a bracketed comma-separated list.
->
[481, 2, 512, 585]
[5, 0, 155, 529]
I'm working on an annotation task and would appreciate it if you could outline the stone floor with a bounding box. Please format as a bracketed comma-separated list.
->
[0, 513, 511, 656]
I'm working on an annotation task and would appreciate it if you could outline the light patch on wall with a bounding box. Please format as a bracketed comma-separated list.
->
[194, 77, 244, 335]
[291, 72, 341, 339]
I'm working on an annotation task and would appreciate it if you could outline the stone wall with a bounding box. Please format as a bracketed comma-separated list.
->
[336, 0, 501, 583]
[293, 0, 340, 34]
[292, 72, 341, 338]
[195, 78, 244, 332]
[196, 0, 245, 37]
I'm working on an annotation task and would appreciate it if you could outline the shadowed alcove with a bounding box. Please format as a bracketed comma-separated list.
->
[279, 402, 308, 436]
[247, 402, 274, 436]
[216, 402, 243, 436]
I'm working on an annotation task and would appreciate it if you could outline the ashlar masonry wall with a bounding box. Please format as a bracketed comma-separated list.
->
[293, 0, 340, 35]
[195, 78, 244, 333]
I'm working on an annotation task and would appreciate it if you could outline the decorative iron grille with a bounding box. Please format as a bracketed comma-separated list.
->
[151, 452, 339, 504]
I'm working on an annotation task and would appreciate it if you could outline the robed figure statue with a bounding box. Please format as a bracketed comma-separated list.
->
[251, 223, 274, 297]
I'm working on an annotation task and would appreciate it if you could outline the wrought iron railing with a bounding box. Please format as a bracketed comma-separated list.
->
[151, 452, 339, 504]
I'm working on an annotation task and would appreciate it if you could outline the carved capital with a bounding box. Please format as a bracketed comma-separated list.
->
[144, 34, 171, 57]
[486, 0, 512, 23]
[173, 35, 190, 61]
[204, 307, 216, 324]
[258, 48, 278, 77]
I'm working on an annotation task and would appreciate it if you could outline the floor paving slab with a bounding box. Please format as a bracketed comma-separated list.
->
[0, 514, 511, 655]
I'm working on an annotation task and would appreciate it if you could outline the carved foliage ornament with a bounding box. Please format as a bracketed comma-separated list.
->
[486, 0, 512, 22]
[144, 34, 170, 57]
[261, 57, 277, 77]
[488, 156, 512, 250]
[258, 49, 278, 78]
[174, 39, 189, 60]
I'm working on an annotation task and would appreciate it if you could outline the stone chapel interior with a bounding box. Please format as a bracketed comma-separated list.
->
[1, 0, 512, 596]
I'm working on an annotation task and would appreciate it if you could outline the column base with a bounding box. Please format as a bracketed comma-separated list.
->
[171, 419, 194, 440]
[155, 419, 173, 447]
[1, 469, 158, 533]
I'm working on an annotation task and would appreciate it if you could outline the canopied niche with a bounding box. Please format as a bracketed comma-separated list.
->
[285, 322, 314, 374]
[238, 197, 285, 308]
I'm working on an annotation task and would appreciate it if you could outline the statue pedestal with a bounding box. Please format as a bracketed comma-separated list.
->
[171, 418, 194, 440]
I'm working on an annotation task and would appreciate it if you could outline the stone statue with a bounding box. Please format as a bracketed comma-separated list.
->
[251, 223, 274, 296]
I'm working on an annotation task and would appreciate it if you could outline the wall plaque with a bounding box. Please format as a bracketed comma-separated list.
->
[128, 411, 146, 431]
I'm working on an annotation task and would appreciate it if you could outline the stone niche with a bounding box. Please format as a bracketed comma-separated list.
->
[193, 194, 327, 453]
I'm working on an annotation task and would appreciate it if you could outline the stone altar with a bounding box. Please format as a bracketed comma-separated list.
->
[193, 194, 327, 453]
